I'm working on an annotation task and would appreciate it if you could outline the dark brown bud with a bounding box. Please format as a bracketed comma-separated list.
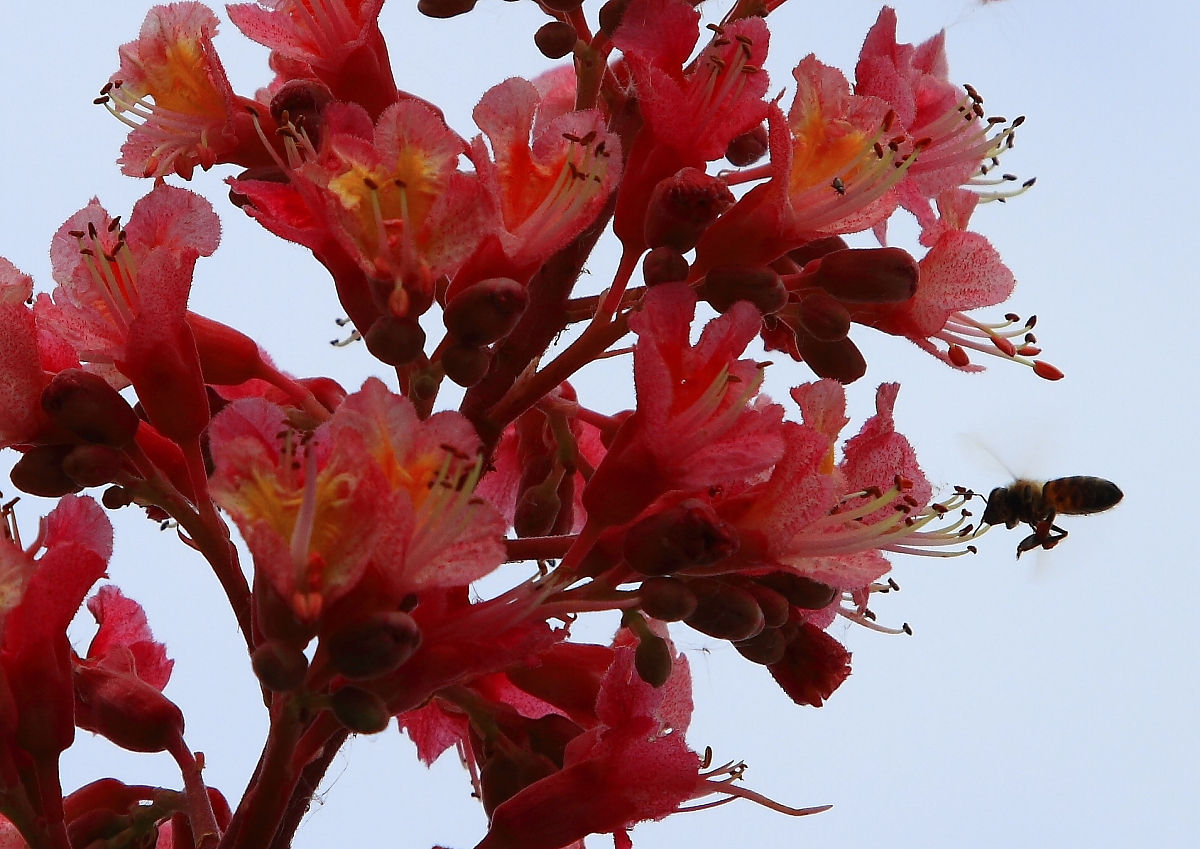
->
[514, 474, 563, 539]
[744, 584, 790, 629]
[794, 330, 867, 384]
[74, 666, 185, 753]
[734, 627, 787, 665]
[330, 686, 390, 734]
[700, 265, 788, 315]
[797, 291, 851, 341]
[724, 124, 769, 167]
[634, 632, 673, 688]
[443, 278, 528, 346]
[364, 315, 426, 366]
[63, 445, 124, 488]
[598, 0, 632, 34]
[251, 640, 310, 693]
[442, 344, 491, 387]
[683, 577, 765, 642]
[808, 247, 918, 304]
[757, 572, 838, 610]
[623, 499, 738, 576]
[269, 79, 334, 150]
[11, 446, 81, 498]
[787, 236, 850, 270]
[324, 611, 422, 681]
[42, 369, 140, 447]
[638, 576, 698, 621]
[642, 247, 690, 286]
[417, 0, 478, 17]
[644, 168, 735, 253]
[102, 486, 133, 510]
[535, 21, 577, 59]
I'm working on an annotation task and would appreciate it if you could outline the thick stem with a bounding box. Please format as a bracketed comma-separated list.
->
[266, 725, 350, 849]
[503, 534, 577, 563]
[218, 705, 305, 849]
[167, 739, 221, 849]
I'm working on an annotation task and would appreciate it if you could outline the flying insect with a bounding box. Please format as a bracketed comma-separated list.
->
[981, 476, 1123, 557]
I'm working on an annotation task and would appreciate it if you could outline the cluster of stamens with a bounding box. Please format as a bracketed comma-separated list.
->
[68, 217, 139, 339]
[95, 80, 215, 178]
[513, 130, 613, 250]
[939, 311, 1063, 379]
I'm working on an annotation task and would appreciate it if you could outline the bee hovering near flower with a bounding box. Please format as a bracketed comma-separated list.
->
[981, 476, 1123, 557]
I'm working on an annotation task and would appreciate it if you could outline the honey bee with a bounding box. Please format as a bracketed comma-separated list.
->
[981, 476, 1123, 557]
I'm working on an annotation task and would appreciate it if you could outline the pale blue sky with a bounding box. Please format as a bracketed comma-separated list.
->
[0, 1, 1195, 847]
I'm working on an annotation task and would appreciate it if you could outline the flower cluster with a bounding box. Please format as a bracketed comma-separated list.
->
[0, 1, 1098, 848]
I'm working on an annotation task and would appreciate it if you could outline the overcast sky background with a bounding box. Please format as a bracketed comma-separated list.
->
[1, 1, 1196, 847]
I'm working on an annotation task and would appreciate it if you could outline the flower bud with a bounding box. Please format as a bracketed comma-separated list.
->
[10, 445, 82, 498]
[442, 344, 491, 387]
[417, 0, 478, 17]
[480, 751, 558, 817]
[186, 313, 264, 386]
[63, 445, 124, 488]
[598, 0, 632, 34]
[364, 316, 426, 366]
[794, 330, 867, 384]
[74, 666, 184, 753]
[757, 572, 838, 610]
[634, 632, 673, 688]
[734, 627, 788, 665]
[535, 22, 577, 59]
[808, 247, 918, 304]
[622, 499, 738, 576]
[514, 473, 563, 539]
[324, 611, 422, 681]
[682, 578, 765, 642]
[41, 369, 140, 448]
[787, 236, 850, 269]
[797, 291, 851, 341]
[638, 576, 698, 622]
[269, 79, 334, 151]
[67, 810, 128, 847]
[644, 168, 735, 253]
[724, 124, 769, 167]
[700, 265, 788, 315]
[743, 584, 790, 629]
[642, 247, 689, 286]
[443, 278, 528, 346]
[102, 486, 133, 510]
[251, 640, 310, 693]
[330, 686, 390, 734]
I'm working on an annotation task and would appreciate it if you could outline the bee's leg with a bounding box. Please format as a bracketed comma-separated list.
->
[1040, 523, 1069, 550]
[1016, 532, 1043, 558]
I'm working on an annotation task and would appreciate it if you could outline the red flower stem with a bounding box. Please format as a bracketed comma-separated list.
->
[253, 361, 333, 424]
[564, 285, 645, 322]
[503, 534, 577, 562]
[167, 738, 221, 849]
[218, 705, 305, 849]
[266, 726, 349, 849]
[30, 758, 70, 849]
[597, 247, 641, 321]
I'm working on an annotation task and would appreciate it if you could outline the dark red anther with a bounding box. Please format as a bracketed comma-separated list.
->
[324, 611, 422, 680]
[269, 79, 334, 149]
[991, 335, 1017, 357]
[807, 247, 918, 304]
[724, 124, 769, 167]
[443, 277, 529, 346]
[947, 344, 971, 367]
[1033, 360, 1064, 380]
[622, 499, 738, 576]
[644, 168, 735, 253]
[364, 315, 426, 366]
[797, 291, 851, 341]
[700, 265, 788, 314]
[42, 369, 140, 448]
[642, 247, 690, 286]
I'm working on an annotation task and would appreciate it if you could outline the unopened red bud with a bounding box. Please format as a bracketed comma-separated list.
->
[542, 0, 583, 9]
[638, 576, 698, 621]
[683, 578, 765, 642]
[442, 344, 491, 387]
[102, 485, 133, 509]
[787, 236, 850, 269]
[634, 633, 673, 688]
[795, 330, 867, 384]
[643, 247, 690, 286]
[734, 627, 787, 665]
[757, 572, 838, 610]
[443, 278, 528, 346]
[251, 640, 310, 692]
[809, 247, 918, 304]
[623, 499, 738, 576]
[11, 445, 81, 498]
[74, 666, 184, 753]
[514, 475, 563, 539]
[417, 0, 477, 16]
[535, 21, 577, 59]
[42, 369, 140, 447]
[325, 611, 422, 680]
[700, 265, 788, 315]
[269, 79, 334, 150]
[598, 0, 632, 34]
[186, 313, 263, 386]
[724, 124, 769, 167]
[480, 751, 558, 817]
[797, 291, 851, 341]
[364, 316, 426, 366]
[63, 445, 123, 488]
[644, 168, 735, 253]
[330, 686, 390, 734]
[744, 584, 790, 629]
